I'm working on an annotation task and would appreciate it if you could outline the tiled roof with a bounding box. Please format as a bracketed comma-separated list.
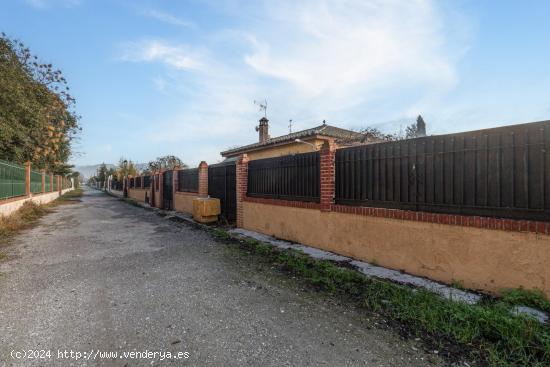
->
[221, 124, 364, 156]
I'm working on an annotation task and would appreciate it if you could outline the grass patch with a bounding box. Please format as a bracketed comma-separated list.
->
[501, 288, 550, 314]
[55, 188, 83, 202]
[217, 230, 550, 367]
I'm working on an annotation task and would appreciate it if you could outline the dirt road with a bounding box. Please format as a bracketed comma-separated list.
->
[0, 188, 442, 366]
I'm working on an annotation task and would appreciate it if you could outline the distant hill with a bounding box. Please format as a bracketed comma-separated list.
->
[74, 163, 148, 179]
[73, 164, 115, 180]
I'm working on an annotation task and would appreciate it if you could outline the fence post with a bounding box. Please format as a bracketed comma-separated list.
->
[236, 154, 249, 228]
[41, 169, 45, 193]
[173, 167, 181, 202]
[149, 175, 154, 206]
[24, 161, 31, 197]
[198, 161, 209, 197]
[50, 174, 54, 192]
[122, 175, 128, 198]
[319, 140, 336, 212]
[158, 170, 164, 209]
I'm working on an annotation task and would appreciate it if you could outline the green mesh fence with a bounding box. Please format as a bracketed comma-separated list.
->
[45, 174, 51, 192]
[53, 176, 58, 191]
[30, 170, 42, 194]
[0, 160, 26, 200]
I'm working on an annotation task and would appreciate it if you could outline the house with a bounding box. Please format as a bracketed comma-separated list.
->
[220, 117, 372, 160]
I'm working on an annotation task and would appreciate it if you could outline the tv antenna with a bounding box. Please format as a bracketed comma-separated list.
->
[254, 99, 268, 117]
[288, 119, 293, 133]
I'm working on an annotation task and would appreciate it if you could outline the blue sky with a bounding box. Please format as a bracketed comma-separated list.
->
[2, 0, 550, 166]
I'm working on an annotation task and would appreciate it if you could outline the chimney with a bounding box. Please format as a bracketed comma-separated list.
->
[257, 117, 269, 143]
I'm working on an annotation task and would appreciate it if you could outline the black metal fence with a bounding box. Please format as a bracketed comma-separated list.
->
[335, 120, 550, 221]
[111, 180, 122, 191]
[208, 161, 236, 221]
[247, 152, 320, 202]
[135, 176, 142, 188]
[178, 168, 199, 192]
[143, 175, 151, 188]
[163, 170, 173, 209]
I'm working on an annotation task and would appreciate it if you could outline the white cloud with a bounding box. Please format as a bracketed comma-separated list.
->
[244, 0, 458, 105]
[142, 9, 196, 29]
[116, 0, 470, 162]
[118, 39, 203, 71]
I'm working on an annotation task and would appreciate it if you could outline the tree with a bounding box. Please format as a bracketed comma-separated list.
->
[96, 163, 108, 184]
[147, 155, 187, 172]
[405, 115, 427, 139]
[358, 115, 428, 144]
[0, 33, 80, 173]
[116, 157, 138, 181]
[358, 127, 400, 142]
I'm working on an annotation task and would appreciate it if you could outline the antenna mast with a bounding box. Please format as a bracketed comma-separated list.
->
[254, 99, 268, 117]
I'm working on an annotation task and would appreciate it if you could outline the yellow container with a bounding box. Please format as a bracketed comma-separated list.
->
[192, 197, 221, 223]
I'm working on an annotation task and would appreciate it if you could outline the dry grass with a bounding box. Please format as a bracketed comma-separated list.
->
[0, 201, 49, 243]
[0, 189, 83, 246]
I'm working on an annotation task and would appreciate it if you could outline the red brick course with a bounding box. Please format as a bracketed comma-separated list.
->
[236, 154, 249, 228]
[319, 140, 336, 212]
[331, 204, 550, 235]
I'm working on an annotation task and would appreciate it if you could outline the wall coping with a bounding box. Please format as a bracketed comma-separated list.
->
[0, 195, 30, 205]
[31, 191, 56, 197]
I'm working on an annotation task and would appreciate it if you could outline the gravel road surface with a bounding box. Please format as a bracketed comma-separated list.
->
[0, 188, 444, 366]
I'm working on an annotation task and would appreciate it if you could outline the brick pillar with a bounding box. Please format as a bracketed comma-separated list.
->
[172, 167, 180, 202]
[149, 175, 154, 206]
[24, 162, 31, 196]
[41, 169, 46, 193]
[158, 170, 164, 209]
[57, 175, 62, 195]
[319, 140, 336, 212]
[198, 161, 208, 197]
[236, 154, 249, 228]
[50, 174, 54, 192]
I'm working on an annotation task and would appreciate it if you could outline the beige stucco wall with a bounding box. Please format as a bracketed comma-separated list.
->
[174, 192, 199, 214]
[243, 201, 550, 297]
[128, 188, 147, 202]
[238, 138, 326, 161]
[0, 188, 74, 217]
